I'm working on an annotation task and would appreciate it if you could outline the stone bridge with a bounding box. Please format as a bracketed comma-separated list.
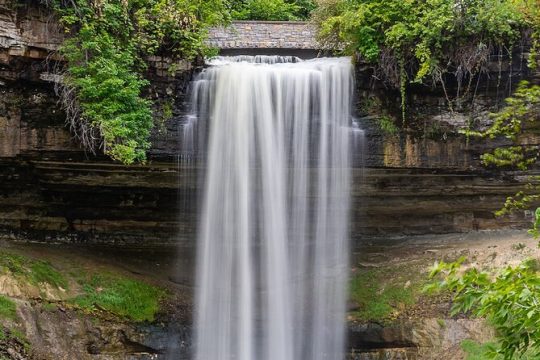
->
[207, 21, 321, 57]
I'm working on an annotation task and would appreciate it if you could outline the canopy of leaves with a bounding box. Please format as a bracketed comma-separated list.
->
[230, 0, 316, 21]
[314, 0, 533, 89]
[47, 0, 228, 164]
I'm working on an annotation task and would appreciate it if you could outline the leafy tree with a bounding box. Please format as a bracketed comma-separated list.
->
[231, 0, 316, 21]
[46, 0, 228, 164]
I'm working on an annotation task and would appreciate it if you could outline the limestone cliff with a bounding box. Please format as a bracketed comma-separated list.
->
[0, 1, 537, 248]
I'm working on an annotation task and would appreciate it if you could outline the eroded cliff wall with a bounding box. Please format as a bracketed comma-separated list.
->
[0, 1, 537, 248]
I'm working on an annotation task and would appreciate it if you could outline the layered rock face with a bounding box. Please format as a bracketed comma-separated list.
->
[0, 1, 537, 249]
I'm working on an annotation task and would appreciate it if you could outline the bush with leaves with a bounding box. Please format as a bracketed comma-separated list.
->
[46, 0, 227, 164]
[427, 258, 540, 359]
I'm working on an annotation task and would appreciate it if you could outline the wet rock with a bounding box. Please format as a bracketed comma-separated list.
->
[348, 318, 495, 360]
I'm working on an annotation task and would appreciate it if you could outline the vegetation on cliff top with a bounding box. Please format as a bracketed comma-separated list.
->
[45, 0, 228, 164]
[43, 0, 317, 164]
[314, 0, 537, 122]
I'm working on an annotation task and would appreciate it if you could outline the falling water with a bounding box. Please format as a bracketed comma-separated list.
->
[185, 55, 357, 360]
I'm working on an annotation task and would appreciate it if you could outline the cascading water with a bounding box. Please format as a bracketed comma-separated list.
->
[184, 55, 357, 360]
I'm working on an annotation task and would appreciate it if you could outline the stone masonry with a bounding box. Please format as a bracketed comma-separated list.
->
[207, 20, 319, 50]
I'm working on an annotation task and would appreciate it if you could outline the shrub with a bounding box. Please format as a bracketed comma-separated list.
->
[427, 258, 540, 358]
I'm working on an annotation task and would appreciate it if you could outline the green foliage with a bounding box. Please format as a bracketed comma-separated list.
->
[427, 258, 540, 358]
[316, 0, 527, 76]
[48, 0, 227, 164]
[231, 0, 315, 20]
[462, 339, 538, 360]
[73, 273, 165, 322]
[292, 0, 317, 18]
[377, 115, 399, 135]
[480, 146, 538, 170]
[314, 0, 534, 120]
[529, 208, 540, 238]
[465, 81, 540, 172]
[466, 82, 540, 142]
[359, 97, 400, 134]
[0, 296, 16, 320]
[462, 80, 540, 221]
[0, 251, 68, 289]
[461, 340, 501, 360]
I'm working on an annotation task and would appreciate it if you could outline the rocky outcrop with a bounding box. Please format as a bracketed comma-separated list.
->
[349, 318, 495, 360]
[0, 0, 61, 61]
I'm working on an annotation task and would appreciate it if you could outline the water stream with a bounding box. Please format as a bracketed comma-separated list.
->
[184, 55, 357, 360]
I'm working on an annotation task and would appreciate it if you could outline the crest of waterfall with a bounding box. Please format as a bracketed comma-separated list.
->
[184, 55, 359, 360]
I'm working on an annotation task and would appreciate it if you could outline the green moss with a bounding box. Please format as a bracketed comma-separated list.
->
[73, 273, 165, 322]
[349, 264, 425, 322]
[0, 296, 16, 320]
[0, 251, 68, 289]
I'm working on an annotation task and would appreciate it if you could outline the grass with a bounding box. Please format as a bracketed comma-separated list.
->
[73, 272, 165, 322]
[0, 250, 166, 323]
[0, 251, 68, 289]
[349, 264, 426, 322]
[0, 296, 16, 320]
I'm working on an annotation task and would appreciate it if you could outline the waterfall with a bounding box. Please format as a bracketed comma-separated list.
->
[186, 55, 356, 360]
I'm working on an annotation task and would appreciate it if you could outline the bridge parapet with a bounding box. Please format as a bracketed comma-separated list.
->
[207, 21, 320, 51]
